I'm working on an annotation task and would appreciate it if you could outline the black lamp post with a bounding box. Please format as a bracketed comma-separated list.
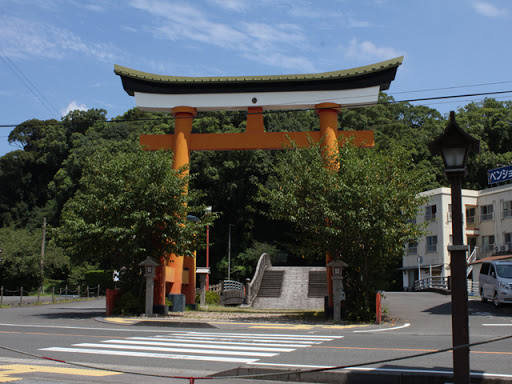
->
[428, 111, 480, 384]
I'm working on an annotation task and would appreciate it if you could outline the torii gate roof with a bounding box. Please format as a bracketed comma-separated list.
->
[114, 56, 403, 112]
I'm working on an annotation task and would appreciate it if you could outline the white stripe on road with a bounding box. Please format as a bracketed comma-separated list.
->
[482, 323, 512, 326]
[132, 336, 311, 348]
[155, 335, 323, 345]
[102, 339, 294, 352]
[353, 323, 411, 333]
[71, 343, 278, 357]
[41, 347, 258, 364]
[163, 331, 341, 340]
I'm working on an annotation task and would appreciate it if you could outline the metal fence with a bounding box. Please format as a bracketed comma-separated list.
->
[414, 276, 450, 291]
[0, 285, 103, 306]
[413, 277, 480, 296]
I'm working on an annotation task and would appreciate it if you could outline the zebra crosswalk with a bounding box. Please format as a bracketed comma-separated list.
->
[40, 331, 343, 364]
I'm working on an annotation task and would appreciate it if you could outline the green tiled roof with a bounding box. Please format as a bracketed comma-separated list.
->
[114, 57, 403, 84]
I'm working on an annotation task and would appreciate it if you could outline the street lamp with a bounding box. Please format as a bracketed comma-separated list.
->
[428, 111, 479, 384]
[204, 206, 212, 290]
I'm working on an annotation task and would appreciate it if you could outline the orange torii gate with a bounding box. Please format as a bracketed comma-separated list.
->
[115, 57, 403, 311]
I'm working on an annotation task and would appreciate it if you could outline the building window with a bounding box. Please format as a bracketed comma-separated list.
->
[504, 201, 512, 219]
[466, 206, 477, 228]
[505, 233, 512, 251]
[481, 204, 494, 222]
[426, 236, 438, 253]
[482, 235, 495, 252]
[407, 242, 418, 255]
[425, 205, 437, 222]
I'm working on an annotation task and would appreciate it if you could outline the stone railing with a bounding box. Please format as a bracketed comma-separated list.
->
[243, 253, 272, 307]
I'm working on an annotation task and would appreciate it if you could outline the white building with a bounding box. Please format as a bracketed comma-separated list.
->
[402, 184, 512, 290]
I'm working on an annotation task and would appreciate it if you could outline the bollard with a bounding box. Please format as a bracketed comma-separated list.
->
[376, 292, 382, 324]
[20, 287, 23, 305]
[1, 286, 3, 306]
[52, 287, 55, 304]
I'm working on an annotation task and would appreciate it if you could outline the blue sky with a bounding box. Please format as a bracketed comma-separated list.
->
[1, 0, 511, 156]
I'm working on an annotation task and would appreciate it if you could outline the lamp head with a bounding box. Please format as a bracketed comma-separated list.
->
[428, 111, 480, 174]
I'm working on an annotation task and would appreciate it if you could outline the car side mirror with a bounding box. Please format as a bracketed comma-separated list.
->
[491, 271, 495, 278]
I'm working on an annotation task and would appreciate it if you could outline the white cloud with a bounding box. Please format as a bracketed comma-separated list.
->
[345, 38, 403, 61]
[206, 0, 249, 12]
[0, 16, 120, 61]
[129, 0, 316, 72]
[61, 101, 88, 117]
[472, 1, 508, 17]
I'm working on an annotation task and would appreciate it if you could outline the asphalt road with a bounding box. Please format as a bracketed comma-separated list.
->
[0, 293, 510, 383]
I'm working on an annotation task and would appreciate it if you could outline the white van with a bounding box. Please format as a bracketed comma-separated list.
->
[479, 261, 512, 307]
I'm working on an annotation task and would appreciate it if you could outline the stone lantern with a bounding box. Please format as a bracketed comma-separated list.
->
[327, 259, 348, 322]
[139, 257, 159, 316]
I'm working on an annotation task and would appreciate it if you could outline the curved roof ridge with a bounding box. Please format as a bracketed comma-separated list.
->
[114, 57, 403, 84]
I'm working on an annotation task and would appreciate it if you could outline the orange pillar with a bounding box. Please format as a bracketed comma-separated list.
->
[154, 106, 196, 307]
[316, 102, 341, 308]
[170, 106, 196, 295]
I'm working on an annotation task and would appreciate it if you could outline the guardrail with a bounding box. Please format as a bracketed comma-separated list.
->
[414, 277, 480, 296]
[414, 276, 450, 291]
[0, 285, 103, 306]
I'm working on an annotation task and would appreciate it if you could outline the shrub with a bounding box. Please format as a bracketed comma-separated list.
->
[113, 291, 144, 316]
[195, 291, 221, 305]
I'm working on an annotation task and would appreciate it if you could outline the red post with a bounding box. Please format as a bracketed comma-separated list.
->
[376, 292, 382, 324]
[106, 289, 121, 316]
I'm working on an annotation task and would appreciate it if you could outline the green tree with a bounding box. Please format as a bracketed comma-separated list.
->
[216, 241, 280, 282]
[56, 149, 215, 285]
[259, 143, 427, 321]
[0, 226, 68, 290]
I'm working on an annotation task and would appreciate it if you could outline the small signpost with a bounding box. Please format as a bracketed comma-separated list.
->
[488, 165, 512, 184]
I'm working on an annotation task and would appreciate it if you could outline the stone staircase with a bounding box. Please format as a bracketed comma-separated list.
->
[256, 270, 284, 297]
[251, 266, 326, 310]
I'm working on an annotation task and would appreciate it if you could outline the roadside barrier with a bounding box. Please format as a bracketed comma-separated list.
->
[0, 285, 103, 306]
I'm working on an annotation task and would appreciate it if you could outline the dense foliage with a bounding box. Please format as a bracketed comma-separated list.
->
[259, 143, 428, 320]
[0, 95, 511, 304]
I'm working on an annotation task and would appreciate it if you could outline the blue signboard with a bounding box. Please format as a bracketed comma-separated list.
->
[488, 165, 512, 184]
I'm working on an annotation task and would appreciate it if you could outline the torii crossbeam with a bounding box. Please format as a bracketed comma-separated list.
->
[115, 57, 403, 312]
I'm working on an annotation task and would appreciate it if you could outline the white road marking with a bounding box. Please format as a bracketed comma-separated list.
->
[135, 336, 310, 347]
[39, 330, 339, 364]
[41, 347, 258, 363]
[71, 343, 278, 357]
[482, 323, 512, 326]
[353, 323, 411, 333]
[102, 339, 294, 352]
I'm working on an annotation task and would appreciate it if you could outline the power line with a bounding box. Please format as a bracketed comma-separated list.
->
[0, 88, 511, 129]
[0, 47, 60, 119]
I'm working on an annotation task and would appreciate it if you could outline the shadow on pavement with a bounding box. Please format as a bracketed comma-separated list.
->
[422, 300, 512, 317]
[31, 309, 106, 320]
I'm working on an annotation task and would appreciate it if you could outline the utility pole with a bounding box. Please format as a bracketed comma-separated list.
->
[40, 217, 46, 289]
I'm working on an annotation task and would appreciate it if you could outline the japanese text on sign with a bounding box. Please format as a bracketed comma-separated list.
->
[488, 165, 512, 184]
